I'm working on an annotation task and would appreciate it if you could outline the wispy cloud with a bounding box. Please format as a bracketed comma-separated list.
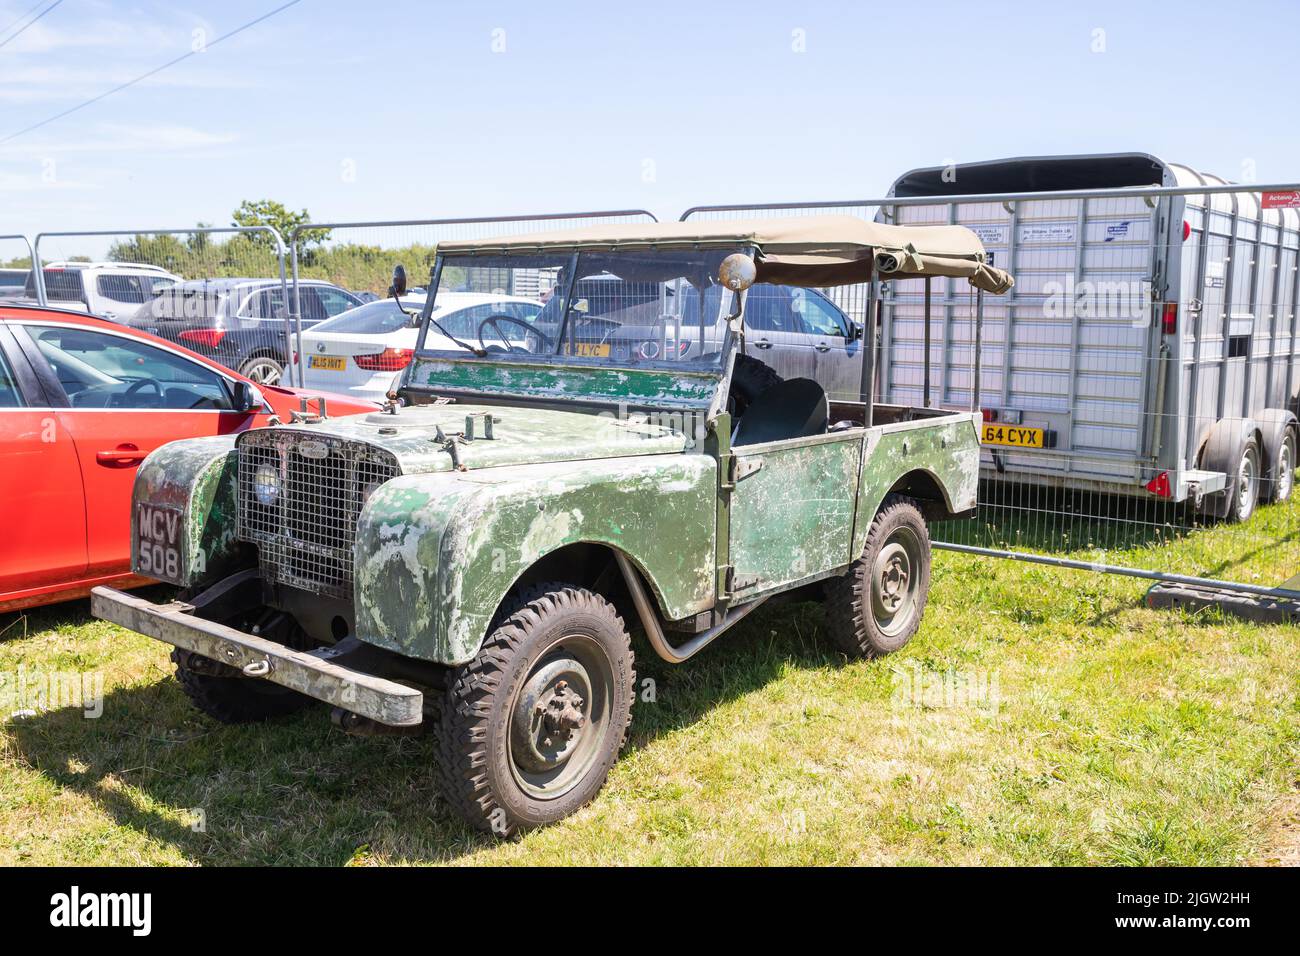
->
[0, 122, 239, 157]
[0, 63, 253, 103]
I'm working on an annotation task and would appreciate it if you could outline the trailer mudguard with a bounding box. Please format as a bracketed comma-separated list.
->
[1198, 416, 1261, 519]
[130, 435, 243, 588]
[851, 413, 982, 557]
[353, 453, 718, 665]
[1256, 409, 1297, 501]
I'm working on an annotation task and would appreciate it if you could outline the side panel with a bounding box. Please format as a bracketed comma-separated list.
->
[354, 453, 717, 665]
[852, 413, 981, 558]
[728, 432, 863, 597]
[130, 435, 243, 587]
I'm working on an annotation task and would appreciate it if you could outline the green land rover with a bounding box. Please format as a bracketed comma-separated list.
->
[94, 216, 1014, 835]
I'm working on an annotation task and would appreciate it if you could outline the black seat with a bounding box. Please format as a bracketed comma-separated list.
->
[732, 377, 829, 446]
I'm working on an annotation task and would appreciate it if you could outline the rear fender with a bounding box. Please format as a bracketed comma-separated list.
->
[851, 413, 980, 556]
[353, 453, 718, 665]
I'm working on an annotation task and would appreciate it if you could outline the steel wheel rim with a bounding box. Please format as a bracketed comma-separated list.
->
[507, 635, 611, 800]
[244, 359, 282, 385]
[1278, 438, 1294, 500]
[871, 527, 922, 637]
[1237, 445, 1258, 519]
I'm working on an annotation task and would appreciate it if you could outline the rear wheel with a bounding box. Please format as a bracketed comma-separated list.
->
[238, 354, 284, 385]
[823, 496, 931, 658]
[1268, 429, 1295, 502]
[436, 584, 634, 837]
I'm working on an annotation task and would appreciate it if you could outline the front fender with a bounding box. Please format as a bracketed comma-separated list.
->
[354, 453, 717, 665]
[131, 435, 243, 587]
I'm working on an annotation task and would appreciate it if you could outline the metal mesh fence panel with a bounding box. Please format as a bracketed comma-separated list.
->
[285, 210, 657, 385]
[685, 186, 1300, 594]
[0, 235, 35, 303]
[29, 226, 293, 383]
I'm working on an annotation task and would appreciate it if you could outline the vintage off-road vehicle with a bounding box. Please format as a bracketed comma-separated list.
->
[93, 216, 1013, 835]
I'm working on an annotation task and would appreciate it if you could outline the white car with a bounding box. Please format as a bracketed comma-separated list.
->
[292, 292, 544, 401]
[23, 261, 183, 322]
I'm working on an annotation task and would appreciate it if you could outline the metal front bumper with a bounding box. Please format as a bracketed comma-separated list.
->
[90, 586, 423, 727]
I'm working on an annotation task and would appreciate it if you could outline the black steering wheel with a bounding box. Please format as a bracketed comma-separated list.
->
[477, 314, 551, 354]
[121, 377, 163, 406]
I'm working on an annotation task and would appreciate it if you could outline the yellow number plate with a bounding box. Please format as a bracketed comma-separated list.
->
[982, 424, 1045, 448]
[572, 343, 611, 357]
[308, 355, 347, 371]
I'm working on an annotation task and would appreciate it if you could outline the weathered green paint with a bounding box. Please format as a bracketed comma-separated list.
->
[729, 432, 864, 597]
[353, 454, 717, 664]
[851, 413, 982, 557]
[406, 356, 723, 410]
[131, 435, 242, 587]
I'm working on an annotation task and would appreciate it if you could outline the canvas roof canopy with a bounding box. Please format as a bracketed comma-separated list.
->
[435, 215, 1014, 294]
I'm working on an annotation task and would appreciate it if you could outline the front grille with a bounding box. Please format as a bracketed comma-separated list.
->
[237, 431, 400, 599]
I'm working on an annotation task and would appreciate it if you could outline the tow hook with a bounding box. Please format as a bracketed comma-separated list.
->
[242, 659, 271, 677]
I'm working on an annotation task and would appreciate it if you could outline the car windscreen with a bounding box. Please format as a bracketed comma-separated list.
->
[311, 298, 426, 335]
[424, 250, 739, 368]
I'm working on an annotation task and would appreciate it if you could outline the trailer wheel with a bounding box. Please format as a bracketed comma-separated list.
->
[1269, 429, 1295, 502]
[436, 583, 634, 837]
[1227, 438, 1261, 522]
[823, 495, 931, 658]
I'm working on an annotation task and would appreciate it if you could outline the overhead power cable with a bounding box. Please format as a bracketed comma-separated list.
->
[0, 0, 303, 144]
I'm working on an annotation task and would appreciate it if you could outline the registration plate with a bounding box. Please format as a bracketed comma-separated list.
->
[981, 424, 1045, 448]
[572, 343, 610, 358]
[308, 355, 347, 371]
[136, 503, 183, 581]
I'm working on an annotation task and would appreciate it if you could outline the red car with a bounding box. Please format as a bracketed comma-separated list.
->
[0, 305, 379, 614]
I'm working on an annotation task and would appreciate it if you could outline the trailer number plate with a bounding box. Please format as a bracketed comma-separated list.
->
[982, 424, 1045, 448]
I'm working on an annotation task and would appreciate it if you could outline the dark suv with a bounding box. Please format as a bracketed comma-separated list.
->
[127, 278, 361, 384]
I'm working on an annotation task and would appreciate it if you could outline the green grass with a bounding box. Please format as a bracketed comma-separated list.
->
[1, 503, 1298, 866]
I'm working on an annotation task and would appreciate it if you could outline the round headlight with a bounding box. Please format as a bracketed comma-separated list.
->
[254, 462, 280, 506]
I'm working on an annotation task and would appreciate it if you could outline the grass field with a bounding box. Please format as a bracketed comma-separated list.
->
[1, 502, 1297, 866]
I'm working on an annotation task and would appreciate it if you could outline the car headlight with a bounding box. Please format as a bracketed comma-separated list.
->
[254, 462, 281, 506]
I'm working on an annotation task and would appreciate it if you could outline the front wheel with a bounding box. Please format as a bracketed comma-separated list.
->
[436, 584, 635, 837]
[823, 495, 931, 658]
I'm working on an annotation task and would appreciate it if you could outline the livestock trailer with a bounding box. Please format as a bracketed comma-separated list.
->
[878, 153, 1300, 520]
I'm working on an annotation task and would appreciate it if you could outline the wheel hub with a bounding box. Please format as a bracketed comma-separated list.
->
[511, 657, 593, 775]
[878, 553, 909, 613]
[871, 532, 920, 637]
[538, 679, 586, 742]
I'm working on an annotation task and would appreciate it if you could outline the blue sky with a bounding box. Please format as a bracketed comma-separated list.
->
[2, 0, 1298, 255]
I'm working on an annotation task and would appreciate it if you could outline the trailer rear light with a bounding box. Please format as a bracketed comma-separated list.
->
[353, 348, 413, 371]
[1182, 220, 1191, 242]
[179, 328, 226, 349]
[1145, 471, 1171, 498]
[981, 408, 998, 422]
[1161, 303, 1178, 335]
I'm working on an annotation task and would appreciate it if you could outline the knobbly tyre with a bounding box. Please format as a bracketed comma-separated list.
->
[93, 216, 1015, 836]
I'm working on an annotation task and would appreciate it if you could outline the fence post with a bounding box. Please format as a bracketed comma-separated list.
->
[32, 235, 47, 306]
